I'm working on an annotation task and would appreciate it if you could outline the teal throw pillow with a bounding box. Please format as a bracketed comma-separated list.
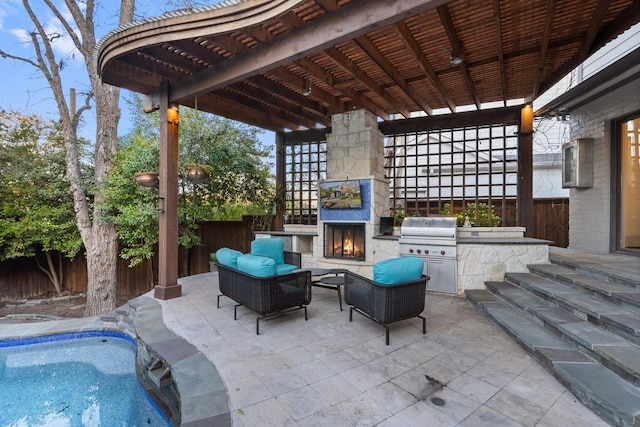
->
[237, 254, 277, 277]
[216, 247, 243, 269]
[373, 256, 424, 285]
[251, 238, 285, 265]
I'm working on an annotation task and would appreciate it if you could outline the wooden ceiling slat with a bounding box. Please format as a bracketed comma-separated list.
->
[324, 46, 412, 117]
[248, 75, 330, 123]
[197, 92, 298, 131]
[354, 35, 434, 115]
[539, 0, 639, 96]
[394, 20, 455, 112]
[96, 0, 638, 130]
[530, 0, 557, 101]
[492, 0, 507, 106]
[579, 0, 613, 61]
[437, 4, 482, 108]
[169, 0, 450, 103]
[290, 58, 352, 113]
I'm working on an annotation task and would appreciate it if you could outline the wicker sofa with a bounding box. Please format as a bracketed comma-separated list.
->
[344, 257, 429, 345]
[215, 244, 311, 334]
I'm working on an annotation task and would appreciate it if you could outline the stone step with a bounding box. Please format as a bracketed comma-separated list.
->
[548, 252, 640, 289]
[466, 289, 640, 427]
[504, 272, 640, 346]
[486, 280, 640, 387]
[528, 263, 640, 313]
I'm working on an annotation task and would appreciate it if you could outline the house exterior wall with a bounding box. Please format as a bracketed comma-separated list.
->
[567, 77, 640, 253]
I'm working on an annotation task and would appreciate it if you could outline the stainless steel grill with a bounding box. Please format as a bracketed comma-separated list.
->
[399, 217, 458, 295]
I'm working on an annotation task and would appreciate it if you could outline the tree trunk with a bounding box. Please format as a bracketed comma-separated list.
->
[34, 251, 63, 294]
[84, 222, 119, 315]
[83, 82, 123, 316]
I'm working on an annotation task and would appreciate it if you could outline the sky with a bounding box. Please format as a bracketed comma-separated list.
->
[0, 0, 276, 148]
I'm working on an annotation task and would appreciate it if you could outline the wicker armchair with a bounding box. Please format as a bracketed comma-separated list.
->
[216, 251, 311, 334]
[344, 271, 428, 345]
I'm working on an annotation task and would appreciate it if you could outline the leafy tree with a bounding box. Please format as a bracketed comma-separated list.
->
[0, 109, 83, 293]
[0, 0, 135, 315]
[104, 96, 275, 276]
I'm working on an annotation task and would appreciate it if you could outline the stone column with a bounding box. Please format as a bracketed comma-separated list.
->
[326, 109, 386, 183]
[319, 110, 390, 273]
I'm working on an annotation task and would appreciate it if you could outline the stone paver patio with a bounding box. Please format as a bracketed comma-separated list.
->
[157, 272, 608, 426]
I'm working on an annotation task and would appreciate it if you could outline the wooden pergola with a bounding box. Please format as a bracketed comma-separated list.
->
[96, 0, 640, 299]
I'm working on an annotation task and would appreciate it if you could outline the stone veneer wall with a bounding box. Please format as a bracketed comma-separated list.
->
[456, 227, 550, 294]
[457, 242, 549, 293]
[567, 77, 640, 253]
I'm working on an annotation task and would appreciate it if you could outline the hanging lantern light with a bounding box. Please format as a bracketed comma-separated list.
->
[186, 165, 209, 184]
[134, 171, 159, 188]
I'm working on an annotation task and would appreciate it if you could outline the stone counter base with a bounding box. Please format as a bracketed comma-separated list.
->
[457, 243, 550, 295]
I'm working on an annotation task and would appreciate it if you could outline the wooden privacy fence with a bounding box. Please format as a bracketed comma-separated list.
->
[0, 217, 259, 302]
[0, 203, 567, 301]
[528, 198, 569, 248]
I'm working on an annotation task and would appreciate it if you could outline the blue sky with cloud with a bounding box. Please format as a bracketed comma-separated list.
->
[0, 0, 275, 149]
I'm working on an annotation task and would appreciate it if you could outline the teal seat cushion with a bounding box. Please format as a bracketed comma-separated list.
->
[237, 254, 277, 277]
[251, 238, 285, 265]
[216, 247, 243, 269]
[373, 257, 424, 285]
[276, 263, 298, 275]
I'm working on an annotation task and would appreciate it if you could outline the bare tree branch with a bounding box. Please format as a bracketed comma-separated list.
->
[42, 0, 84, 53]
[0, 50, 40, 68]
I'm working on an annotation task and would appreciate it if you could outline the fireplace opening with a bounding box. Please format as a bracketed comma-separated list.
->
[324, 223, 365, 260]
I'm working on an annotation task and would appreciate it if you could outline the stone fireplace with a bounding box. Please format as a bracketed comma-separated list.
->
[269, 109, 399, 276]
[324, 223, 366, 260]
[314, 109, 391, 273]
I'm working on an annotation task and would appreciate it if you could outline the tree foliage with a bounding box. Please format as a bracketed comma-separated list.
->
[0, 109, 84, 293]
[104, 96, 275, 271]
[0, 0, 135, 315]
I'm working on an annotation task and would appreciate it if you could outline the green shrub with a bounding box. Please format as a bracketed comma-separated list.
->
[441, 203, 501, 227]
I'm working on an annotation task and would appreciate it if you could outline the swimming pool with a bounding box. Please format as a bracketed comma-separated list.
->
[0, 331, 170, 427]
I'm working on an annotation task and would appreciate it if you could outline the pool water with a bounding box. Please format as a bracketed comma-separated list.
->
[0, 332, 170, 427]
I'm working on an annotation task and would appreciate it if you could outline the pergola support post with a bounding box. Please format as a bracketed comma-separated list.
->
[517, 104, 534, 236]
[274, 132, 286, 231]
[155, 81, 181, 300]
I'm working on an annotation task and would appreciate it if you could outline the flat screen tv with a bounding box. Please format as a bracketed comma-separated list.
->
[319, 179, 362, 209]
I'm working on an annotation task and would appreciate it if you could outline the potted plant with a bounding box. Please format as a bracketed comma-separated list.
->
[393, 209, 406, 227]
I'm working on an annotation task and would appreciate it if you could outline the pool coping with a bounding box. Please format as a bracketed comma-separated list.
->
[0, 295, 230, 427]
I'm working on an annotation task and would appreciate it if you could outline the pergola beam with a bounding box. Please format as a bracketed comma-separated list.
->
[437, 4, 482, 109]
[530, 0, 557, 101]
[169, 0, 452, 104]
[394, 20, 455, 113]
[492, 0, 508, 105]
[579, 0, 612, 61]
[324, 46, 411, 118]
[354, 35, 434, 115]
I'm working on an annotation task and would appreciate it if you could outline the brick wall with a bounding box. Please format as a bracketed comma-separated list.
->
[567, 78, 640, 252]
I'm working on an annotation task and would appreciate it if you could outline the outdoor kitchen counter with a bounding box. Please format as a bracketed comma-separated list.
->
[254, 231, 318, 236]
[372, 235, 400, 240]
[457, 237, 553, 245]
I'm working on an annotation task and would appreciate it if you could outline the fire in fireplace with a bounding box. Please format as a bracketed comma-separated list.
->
[324, 223, 365, 260]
